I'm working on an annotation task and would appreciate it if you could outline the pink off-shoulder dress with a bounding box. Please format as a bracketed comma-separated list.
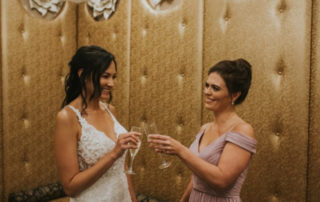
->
[188, 130, 257, 202]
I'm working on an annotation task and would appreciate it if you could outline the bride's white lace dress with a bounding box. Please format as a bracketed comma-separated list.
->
[68, 104, 132, 202]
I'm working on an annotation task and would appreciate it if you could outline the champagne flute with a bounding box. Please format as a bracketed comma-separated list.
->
[146, 123, 172, 169]
[125, 126, 143, 175]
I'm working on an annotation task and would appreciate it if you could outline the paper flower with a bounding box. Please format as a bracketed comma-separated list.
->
[149, 0, 162, 8]
[87, 0, 117, 20]
[29, 0, 64, 16]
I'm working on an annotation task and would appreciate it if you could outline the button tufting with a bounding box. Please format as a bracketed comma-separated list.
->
[142, 29, 147, 36]
[177, 74, 184, 83]
[22, 152, 28, 163]
[270, 135, 280, 150]
[278, 0, 287, 13]
[175, 174, 182, 184]
[141, 75, 147, 84]
[22, 31, 28, 39]
[23, 119, 30, 129]
[276, 59, 285, 76]
[18, 24, 25, 34]
[177, 116, 184, 126]
[179, 20, 186, 34]
[273, 124, 282, 135]
[141, 114, 147, 123]
[23, 74, 30, 85]
[112, 32, 117, 40]
[271, 195, 278, 202]
[176, 125, 182, 134]
[60, 35, 65, 44]
[223, 6, 231, 22]
[61, 76, 65, 84]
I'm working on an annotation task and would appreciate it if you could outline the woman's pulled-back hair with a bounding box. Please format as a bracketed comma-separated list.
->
[61, 45, 117, 111]
[208, 58, 252, 105]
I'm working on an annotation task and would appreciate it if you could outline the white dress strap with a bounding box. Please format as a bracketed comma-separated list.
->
[68, 105, 87, 126]
[100, 102, 128, 137]
[100, 102, 116, 122]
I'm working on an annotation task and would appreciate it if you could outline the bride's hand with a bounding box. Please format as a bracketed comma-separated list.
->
[112, 132, 140, 158]
[148, 134, 185, 155]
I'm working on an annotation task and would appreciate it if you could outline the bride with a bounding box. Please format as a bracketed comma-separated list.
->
[54, 45, 139, 202]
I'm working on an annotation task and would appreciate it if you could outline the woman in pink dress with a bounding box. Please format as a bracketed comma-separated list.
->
[148, 58, 257, 202]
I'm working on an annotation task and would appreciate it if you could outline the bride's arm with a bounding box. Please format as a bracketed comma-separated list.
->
[54, 108, 138, 197]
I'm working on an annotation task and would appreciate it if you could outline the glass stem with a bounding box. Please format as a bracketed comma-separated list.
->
[129, 155, 135, 171]
[159, 153, 166, 164]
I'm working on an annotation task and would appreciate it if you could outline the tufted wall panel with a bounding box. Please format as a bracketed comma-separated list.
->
[0, 0, 3, 198]
[77, 0, 131, 128]
[129, 1, 202, 201]
[1, 0, 77, 200]
[309, 0, 320, 201]
[202, 1, 311, 201]
[0, 0, 319, 202]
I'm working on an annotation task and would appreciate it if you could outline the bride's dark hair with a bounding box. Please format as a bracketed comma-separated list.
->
[61, 45, 117, 112]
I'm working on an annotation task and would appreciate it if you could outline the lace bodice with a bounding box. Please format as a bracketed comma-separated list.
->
[68, 103, 131, 202]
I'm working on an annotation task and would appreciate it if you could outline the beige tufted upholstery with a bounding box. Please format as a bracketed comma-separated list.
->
[77, 1, 132, 129]
[128, 0, 202, 200]
[0, 0, 77, 200]
[309, 0, 320, 201]
[1, 0, 320, 202]
[203, 1, 311, 202]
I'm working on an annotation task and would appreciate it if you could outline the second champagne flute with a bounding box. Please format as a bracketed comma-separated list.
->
[146, 123, 172, 169]
[125, 126, 143, 175]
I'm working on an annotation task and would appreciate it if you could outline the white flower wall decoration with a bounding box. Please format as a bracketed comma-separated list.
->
[29, 0, 64, 16]
[27, 0, 118, 20]
[149, 0, 162, 8]
[87, 0, 118, 20]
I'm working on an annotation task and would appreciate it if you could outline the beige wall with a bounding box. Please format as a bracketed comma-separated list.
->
[309, 0, 320, 201]
[202, 1, 311, 201]
[0, 0, 77, 200]
[0, 0, 319, 201]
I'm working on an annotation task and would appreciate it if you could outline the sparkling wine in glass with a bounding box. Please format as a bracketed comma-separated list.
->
[146, 123, 172, 169]
[125, 126, 143, 175]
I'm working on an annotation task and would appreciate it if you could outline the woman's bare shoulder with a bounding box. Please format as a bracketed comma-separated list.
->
[55, 106, 80, 141]
[232, 121, 255, 139]
[56, 106, 78, 126]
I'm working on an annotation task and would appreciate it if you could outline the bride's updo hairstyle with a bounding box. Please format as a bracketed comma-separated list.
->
[62, 45, 117, 111]
[208, 58, 252, 105]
